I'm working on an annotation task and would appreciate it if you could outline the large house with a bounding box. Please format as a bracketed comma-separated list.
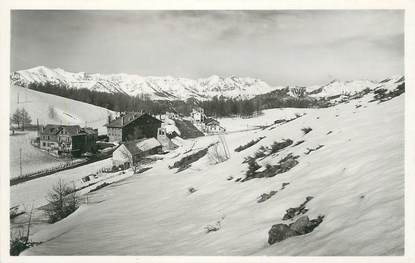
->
[39, 124, 98, 157]
[190, 107, 206, 123]
[204, 118, 226, 134]
[112, 138, 162, 167]
[106, 112, 162, 143]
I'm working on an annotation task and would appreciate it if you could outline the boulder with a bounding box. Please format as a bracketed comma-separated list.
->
[289, 216, 310, 235]
[268, 224, 298, 244]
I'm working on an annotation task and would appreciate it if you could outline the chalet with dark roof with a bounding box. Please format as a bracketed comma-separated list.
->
[106, 112, 162, 143]
[39, 124, 98, 157]
[204, 117, 226, 134]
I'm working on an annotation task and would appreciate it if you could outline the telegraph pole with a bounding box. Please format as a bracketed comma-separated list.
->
[19, 148, 22, 177]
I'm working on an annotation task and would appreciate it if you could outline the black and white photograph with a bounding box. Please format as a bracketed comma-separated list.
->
[1, 3, 414, 261]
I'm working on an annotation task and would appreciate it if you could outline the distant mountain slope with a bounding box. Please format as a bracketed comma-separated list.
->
[10, 66, 404, 108]
[11, 66, 280, 101]
[10, 85, 114, 134]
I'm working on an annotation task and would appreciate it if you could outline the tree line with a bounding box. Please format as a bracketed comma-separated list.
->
[26, 82, 326, 118]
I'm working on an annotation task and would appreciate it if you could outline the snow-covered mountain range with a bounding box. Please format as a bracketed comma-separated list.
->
[10, 66, 276, 101]
[10, 66, 404, 101]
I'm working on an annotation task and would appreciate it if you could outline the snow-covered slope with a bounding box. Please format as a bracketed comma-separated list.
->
[11, 66, 280, 101]
[10, 84, 114, 134]
[22, 91, 404, 256]
[307, 75, 404, 99]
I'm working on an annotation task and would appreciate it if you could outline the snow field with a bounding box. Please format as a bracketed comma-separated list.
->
[22, 94, 404, 255]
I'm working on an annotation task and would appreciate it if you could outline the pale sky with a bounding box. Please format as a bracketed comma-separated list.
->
[11, 10, 404, 86]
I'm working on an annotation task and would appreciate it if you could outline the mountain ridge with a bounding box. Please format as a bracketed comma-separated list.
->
[10, 66, 404, 102]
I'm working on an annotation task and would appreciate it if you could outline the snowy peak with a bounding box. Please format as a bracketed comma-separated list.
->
[307, 79, 377, 98]
[11, 66, 279, 101]
[10, 66, 404, 102]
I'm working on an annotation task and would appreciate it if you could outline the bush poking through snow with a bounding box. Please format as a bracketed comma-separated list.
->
[282, 196, 314, 220]
[170, 148, 209, 172]
[10, 231, 34, 256]
[268, 215, 324, 245]
[234, 136, 265, 152]
[301, 127, 313, 135]
[243, 139, 293, 163]
[44, 179, 79, 223]
[245, 158, 261, 179]
[243, 153, 299, 181]
[270, 139, 293, 154]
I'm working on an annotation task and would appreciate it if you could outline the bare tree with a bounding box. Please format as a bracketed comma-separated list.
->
[10, 108, 22, 129]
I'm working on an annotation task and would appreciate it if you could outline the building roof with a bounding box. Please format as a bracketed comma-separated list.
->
[136, 138, 161, 152]
[41, 124, 97, 136]
[106, 112, 161, 128]
[41, 124, 81, 136]
[79, 127, 98, 135]
[41, 124, 62, 135]
[123, 138, 161, 156]
[204, 118, 220, 125]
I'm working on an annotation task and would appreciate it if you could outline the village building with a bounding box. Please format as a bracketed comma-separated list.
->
[190, 107, 206, 123]
[112, 137, 162, 167]
[106, 112, 162, 143]
[157, 127, 178, 151]
[39, 124, 98, 157]
[204, 118, 226, 134]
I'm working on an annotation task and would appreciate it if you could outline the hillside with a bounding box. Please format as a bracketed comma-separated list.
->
[10, 85, 114, 134]
[22, 88, 404, 256]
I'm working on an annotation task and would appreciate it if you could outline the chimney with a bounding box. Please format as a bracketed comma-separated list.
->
[121, 116, 124, 126]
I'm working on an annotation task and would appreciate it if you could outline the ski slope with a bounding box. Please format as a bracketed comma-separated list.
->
[10, 85, 113, 134]
[23, 92, 404, 256]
